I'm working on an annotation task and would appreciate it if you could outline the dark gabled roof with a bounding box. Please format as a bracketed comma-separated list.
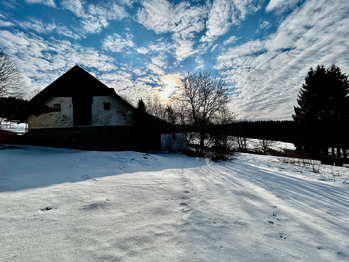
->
[12, 65, 137, 121]
[41, 65, 112, 97]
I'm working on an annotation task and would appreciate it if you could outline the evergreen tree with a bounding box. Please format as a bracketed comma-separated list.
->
[137, 99, 146, 112]
[293, 65, 349, 157]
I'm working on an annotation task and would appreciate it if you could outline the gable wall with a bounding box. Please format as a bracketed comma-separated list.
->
[28, 95, 134, 129]
[92, 96, 134, 126]
[28, 96, 73, 129]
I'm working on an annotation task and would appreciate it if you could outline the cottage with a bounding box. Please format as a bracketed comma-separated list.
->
[15, 65, 176, 151]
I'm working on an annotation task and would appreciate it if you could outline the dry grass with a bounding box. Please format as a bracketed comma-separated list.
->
[278, 156, 349, 183]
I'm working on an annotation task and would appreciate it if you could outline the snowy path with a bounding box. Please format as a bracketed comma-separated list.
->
[1, 146, 349, 261]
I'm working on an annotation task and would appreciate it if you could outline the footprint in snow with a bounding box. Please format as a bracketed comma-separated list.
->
[279, 233, 287, 239]
[41, 207, 52, 211]
[180, 203, 191, 214]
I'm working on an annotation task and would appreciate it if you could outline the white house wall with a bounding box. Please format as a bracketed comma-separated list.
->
[28, 95, 134, 129]
[28, 97, 73, 129]
[92, 96, 134, 126]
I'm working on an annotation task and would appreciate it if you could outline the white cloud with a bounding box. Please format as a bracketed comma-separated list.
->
[48, 22, 80, 39]
[172, 33, 198, 61]
[136, 0, 206, 61]
[15, 18, 46, 34]
[151, 55, 167, 69]
[15, 17, 80, 39]
[136, 47, 149, 54]
[136, 75, 156, 84]
[0, 29, 117, 96]
[210, 44, 218, 52]
[136, 0, 172, 34]
[100, 72, 158, 106]
[148, 41, 172, 53]
[102, 33, 135, 53]
[60, 0, 85, 17]
[147, 63, 165, 75]
[195, 56, 205, 70]
[24, 0, 56, 8]
[215, 0, 349, 120]
[132, 68, 147, 76]
[0, 20, 15, 27]
[223, 36, 239, 46]
[61, 0, 128, 35]
[260, 21, 271, 29]
[201, 0, 261, 43]
[266, 0, 302, 13]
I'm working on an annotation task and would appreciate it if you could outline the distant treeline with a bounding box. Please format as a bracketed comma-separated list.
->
[184, 120, 299, 144]
[0, 97, 28, 119]
[228, 121, 299, 143]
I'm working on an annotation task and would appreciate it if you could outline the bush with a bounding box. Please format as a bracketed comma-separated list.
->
[209, 151, 235, 162]
[183, 148, 196, 157]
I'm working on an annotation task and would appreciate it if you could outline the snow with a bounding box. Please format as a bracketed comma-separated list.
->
[1, 146, 349, 261]
[247, 138, 296, 152]
[0, 118, 27, 134]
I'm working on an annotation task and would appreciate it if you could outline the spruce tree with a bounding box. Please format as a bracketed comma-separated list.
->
[137, 99, 146, 112]
[293, 65, 349, 157]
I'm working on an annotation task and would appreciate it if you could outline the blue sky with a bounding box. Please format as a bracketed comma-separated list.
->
[0, 0, 348, 120]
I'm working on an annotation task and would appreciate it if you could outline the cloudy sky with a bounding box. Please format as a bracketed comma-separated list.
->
[0, 0, 348, 120]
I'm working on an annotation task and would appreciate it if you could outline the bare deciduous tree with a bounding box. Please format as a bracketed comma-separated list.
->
[254, 139, 278, 154]
[29, 87, 42, 99]
[212, 106, 237, 149]
[145, 93, 167, 120]
[0, 48, 24, 98]
[180, 71, 230, 155]
[235, 136, 248, 151]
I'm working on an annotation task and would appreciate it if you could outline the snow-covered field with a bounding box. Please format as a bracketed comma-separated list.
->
[1, 146, 349, 262]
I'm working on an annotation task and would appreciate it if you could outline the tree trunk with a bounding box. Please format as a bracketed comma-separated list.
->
[200, 133, 205, 149]
[337, 147, 341, 158]
[323, 147, 328, 156]
[332, 147, 335, 156]
[343, 148, 347, 160]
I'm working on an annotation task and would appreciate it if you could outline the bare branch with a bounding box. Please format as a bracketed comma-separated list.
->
[0, 48, 24, 98]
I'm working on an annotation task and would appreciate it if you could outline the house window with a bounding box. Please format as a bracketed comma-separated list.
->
[104, 102, 110, 110]
[54, 103, 61, 112]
